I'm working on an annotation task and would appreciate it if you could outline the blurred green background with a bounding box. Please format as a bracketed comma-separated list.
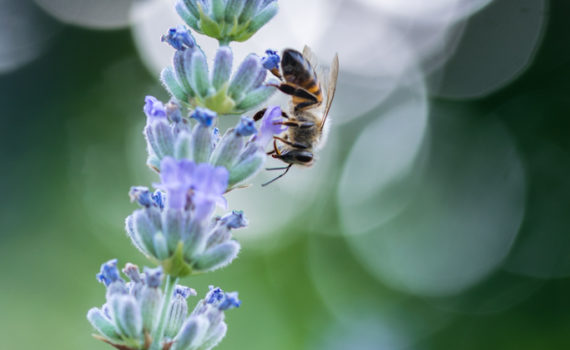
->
[1, 0, 570, 349]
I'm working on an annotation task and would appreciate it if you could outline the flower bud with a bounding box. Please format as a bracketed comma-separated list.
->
[163, 208, 187, 252]
[194, 240, 240, 272]
[228, 151, 265, 186]
[153, 232, 170, 260]
[171, 317, 209, 350]
[87, 308, 122, 342]
[212, 46, 233, 90]
[228, 54, 262, 100]
[174, 131, 193, 160]
[161, 67, 190, 102]
[165, 285, 196, 338]
[173, 49, 196, 97]
[140, 272, 163, 333]
[199, 323, 227, 350]
[236, 84, 276, 111]
[133, 209, 159, 256]
[116, 295, 143, 340]
[190, 50, 210, 98]
[191, 123, 214, 164]
[209, 129, 244, 169]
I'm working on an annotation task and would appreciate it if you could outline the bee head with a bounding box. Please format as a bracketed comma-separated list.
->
[276, 149, 314, 166]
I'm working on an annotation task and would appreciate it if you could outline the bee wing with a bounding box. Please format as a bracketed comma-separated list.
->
[303, 45, 320, 72]
[319, 53, 339, 130]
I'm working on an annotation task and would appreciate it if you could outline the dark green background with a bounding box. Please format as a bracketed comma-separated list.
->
[1, 1, 569, 349]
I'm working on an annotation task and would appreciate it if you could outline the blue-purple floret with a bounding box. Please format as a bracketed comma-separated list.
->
[255, 106, 287, 147]
[96, 259, 123, 287]
[206, 286, 224, 304]
[220, 210, 248, 229]
[174, 285, 197, 299]
[143, 266, 163, 288]
[206, 286, 241, 310]
[261, 49, 280, 70]
[235, 116, 257, 136]
[155, 157, 229, 213]
[129, 186, 165, 209]
[219, 291, 241, 311]
[191, 107, 217, 127]
[144, 96, 167, 119]
[161, 26, 195, 51]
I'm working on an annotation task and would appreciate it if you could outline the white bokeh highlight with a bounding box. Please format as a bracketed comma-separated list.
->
[341, 115, 526, 296]
[0, 0, 60, 73]
[34, 0, 135, 29]
[338, 78, 429, 232]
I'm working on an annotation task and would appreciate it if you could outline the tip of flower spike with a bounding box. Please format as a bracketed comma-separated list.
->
[220, 210, 248, 229]
[261, 49, 280, 70]
[174, 285, 197, 299]
[96, 259, 123, 287]
[122, 263, 141, 283]
[206, 286, 241, 311]
[235, 116, 257, 137]
[143, 266, 163, 288]
[191, 107, 217, 127]
[161, 25, 195, 51]
[144, 96, 167, 119]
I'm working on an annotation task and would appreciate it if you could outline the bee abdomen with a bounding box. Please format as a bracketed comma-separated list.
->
[282, 49, 322, 102]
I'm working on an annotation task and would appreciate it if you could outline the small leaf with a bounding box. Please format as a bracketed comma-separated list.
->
[161, 242, 193, 277]
[198, 5, 222, 38]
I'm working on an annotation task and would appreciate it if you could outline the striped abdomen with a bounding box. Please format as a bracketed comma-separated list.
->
[281, 49, 323, 107]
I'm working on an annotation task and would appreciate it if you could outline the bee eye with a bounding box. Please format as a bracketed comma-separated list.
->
[295, 154, 313, 163]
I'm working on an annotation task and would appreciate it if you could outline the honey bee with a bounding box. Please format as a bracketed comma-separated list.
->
[254, 46, 339, 186]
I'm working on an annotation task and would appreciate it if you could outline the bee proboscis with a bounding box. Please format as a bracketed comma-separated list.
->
[254, 46, 339, 186]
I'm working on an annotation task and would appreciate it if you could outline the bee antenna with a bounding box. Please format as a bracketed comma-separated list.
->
[261, 164, 292, 187]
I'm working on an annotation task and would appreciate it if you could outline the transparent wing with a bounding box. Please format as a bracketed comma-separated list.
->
[303, 45, 320, 73]
[319, 53, 339, 130]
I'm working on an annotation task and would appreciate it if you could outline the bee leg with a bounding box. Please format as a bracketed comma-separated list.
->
[268, 83, 318, 103]
[269, 68, 282, 80]
[273, 139, 282, 156]
[274, 121, 314, 129]
[266, 166, 290, 170]
[294, 100, 319, 111]
[262, 164, 293, 187]
[253, 109, 290, 121]
[273, 136, 309, 149]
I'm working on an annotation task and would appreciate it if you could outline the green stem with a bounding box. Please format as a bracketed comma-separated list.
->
[149, 275, 179, 350]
